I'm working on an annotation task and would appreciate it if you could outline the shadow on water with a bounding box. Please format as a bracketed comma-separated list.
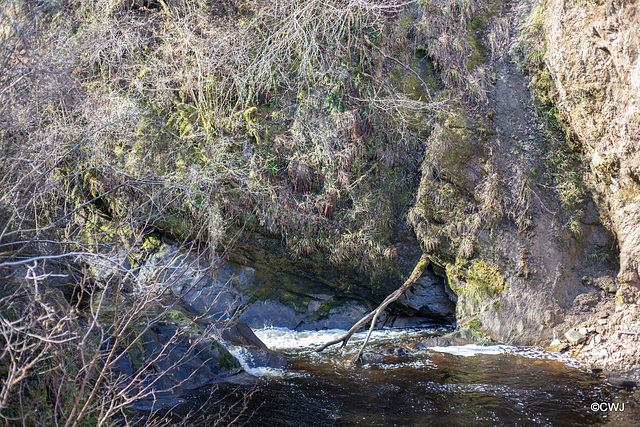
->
[147, 328, 640, 426]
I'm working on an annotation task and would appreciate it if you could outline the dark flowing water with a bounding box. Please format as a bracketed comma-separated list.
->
[191, 328, 639, 426]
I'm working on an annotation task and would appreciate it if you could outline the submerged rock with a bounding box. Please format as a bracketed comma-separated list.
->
[411, 334, 474, 349]
[380, 347, 409, 357]
[412, 337, 456, 349]
[606, 376, 637, 389]
[359, 352, 387, 363]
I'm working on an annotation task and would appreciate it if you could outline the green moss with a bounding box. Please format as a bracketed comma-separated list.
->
[212, 339, 241, 372]
[277, 290, 311, 311]
[142, 233, 162, 251]
[435, 111, 489, 192]
[468, 318, 482, 330]
[165, 309, 193, 325]
[311, 298, 345, 319]
[244, 106, 257, 123]
[166, 101, 199, 136]
[390, 58, 435, 101]
[467, 16, 488, 71]
[447, 257, 506, 299]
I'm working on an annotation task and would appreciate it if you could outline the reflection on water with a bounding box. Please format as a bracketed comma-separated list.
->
[195, 328, 640, 426]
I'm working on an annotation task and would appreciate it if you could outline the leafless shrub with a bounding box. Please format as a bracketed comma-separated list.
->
[0, 241, 250, 426]
[0, 2, 252, 424]
[416, 0, 492, 103]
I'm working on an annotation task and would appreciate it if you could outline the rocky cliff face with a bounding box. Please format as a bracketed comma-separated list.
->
[414, 0, 639, 378]
[528, 0, 640, 378]
[406, 0, 612, 346]
[6, 2, 640, 423]
[539, 0, 640, 284]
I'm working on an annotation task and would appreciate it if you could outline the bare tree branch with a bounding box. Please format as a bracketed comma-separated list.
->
[315, 254, 429, 362]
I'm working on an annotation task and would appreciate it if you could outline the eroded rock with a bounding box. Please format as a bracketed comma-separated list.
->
[399, 273, 456, 323]
[565, 329, 587, 346]
[213, 321, 287, 369]
[138, 245, 249, 319]
[113, 319, 243, 410]
[545, 341, 570, 353]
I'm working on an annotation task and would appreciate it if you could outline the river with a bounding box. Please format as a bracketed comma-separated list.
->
[182, 327, 639, 426]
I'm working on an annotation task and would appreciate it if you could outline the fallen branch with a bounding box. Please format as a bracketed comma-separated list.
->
[314, 254, 430, 362]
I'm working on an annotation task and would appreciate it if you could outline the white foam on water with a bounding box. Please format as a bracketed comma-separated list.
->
[226, 345, 295, 378]
[427, 344, 516, 356]
[253, 326, 435, 351]
[511, 347, 589, 369]
[253, 327, 350, 350]
[425, 344, 587, 369]
[368, 360, 437, 370]
[235, 327, 589, 379]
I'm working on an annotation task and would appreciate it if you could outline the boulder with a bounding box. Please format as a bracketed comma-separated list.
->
[212, 321, 288, 369]
[230, 345, 288, 370]
[565, 329, 587, 345]
[412, 336, 456, 349]
[238, 300, 305, 330]
[545, 340, 570, 353]
[113, 320, 243, 410]
[399, 273, 456, 322]
[301, 300, 371, 331]
[359, 352, 387, 363]
[213, 321, 268, 348]
[110, 306, 290, 409]
[138, 245, 253, 320]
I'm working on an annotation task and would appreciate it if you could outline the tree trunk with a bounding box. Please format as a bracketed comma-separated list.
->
[314, 255, 430, 363]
